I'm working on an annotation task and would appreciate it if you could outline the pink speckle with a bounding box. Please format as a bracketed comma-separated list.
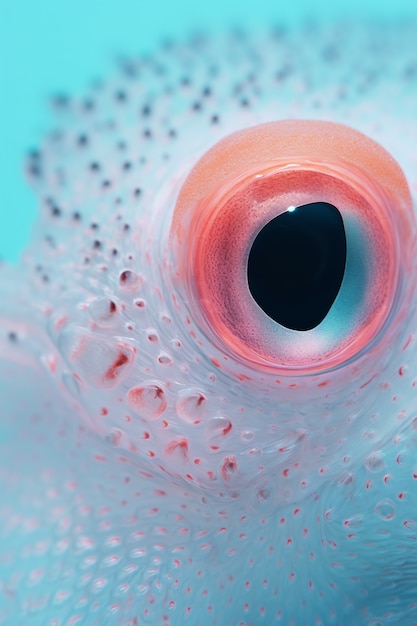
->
[127, 383, 167, 419]
[103, 350, 130, 382]
[221, 456, 238, 481]
[165, 438, 189, 461]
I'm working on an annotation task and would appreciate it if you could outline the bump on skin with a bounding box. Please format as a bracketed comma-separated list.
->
[1, 22, 417, 625]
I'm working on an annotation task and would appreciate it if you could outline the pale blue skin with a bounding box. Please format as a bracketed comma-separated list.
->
[1, 22, 417, 626]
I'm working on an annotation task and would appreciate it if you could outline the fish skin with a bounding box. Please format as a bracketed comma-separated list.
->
[1, 21, 417, 626]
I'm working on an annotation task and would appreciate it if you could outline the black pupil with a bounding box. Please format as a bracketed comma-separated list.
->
[247, 201, 347, 331]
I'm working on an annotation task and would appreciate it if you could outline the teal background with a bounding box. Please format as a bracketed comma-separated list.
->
[1, 0, 416, 262]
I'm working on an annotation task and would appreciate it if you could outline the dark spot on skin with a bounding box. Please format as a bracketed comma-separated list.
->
[102, 180, 112, 188]
[90, 162, 100, 172]
[123, 224, 130, 232]
[120, 60, 139, 78]
[8, 332, 17, 343]
[240, 97, 250, 107]
[28, 164, 42, 178]
[28, 149, 41, 160]
[45, 198, 61, 217]
[192, 101, 202, 111]
[211, 114, 220, 124]
[275, 65, 292, 81]
[109, 301, 117, 313]
[123, 161, 132, 171]
[93, 240, 102, 250]
[91, 223, 98, 230]
[83, 98, 95, 111]
[134, 188, 142, 197]
[404, 63, 417, 79]
[112, 248, 118, 256]
[143, 129, 152, 139]
[73, 212, 81, 221]
[51, 94, 70, 109]
[202, 86, 212, 97]
[115, 90, 127, 102]
[77, 134, 88, 147]
[141, 104, 151, 117]
[168, 129, 177, 138]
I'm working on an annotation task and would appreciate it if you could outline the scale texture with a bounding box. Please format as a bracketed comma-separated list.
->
[1, 22, 417, 626]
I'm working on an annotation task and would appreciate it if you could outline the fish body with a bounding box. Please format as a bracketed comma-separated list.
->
[1, 21, 417, 625]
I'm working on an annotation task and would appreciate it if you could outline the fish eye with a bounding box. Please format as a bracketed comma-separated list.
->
[171, 120, 414, 374]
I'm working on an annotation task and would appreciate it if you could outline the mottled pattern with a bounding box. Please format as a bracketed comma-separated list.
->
[1, 22, 417, 626]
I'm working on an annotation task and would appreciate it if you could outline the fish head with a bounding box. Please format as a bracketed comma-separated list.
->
[1, 22, 417, 625]
[39, 72, 416, 507]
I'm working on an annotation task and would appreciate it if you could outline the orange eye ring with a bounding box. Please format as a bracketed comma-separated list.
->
[170, 120, 414, 374]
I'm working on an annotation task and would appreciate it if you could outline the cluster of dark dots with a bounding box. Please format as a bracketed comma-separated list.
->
[35, 264, 50, 283]
[22, 23, 416, 300]
[42, 197, 62, 218]
[26, 149, 43, 179]
[51, 93, 71, 109]
[27, 31, 276, 282]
